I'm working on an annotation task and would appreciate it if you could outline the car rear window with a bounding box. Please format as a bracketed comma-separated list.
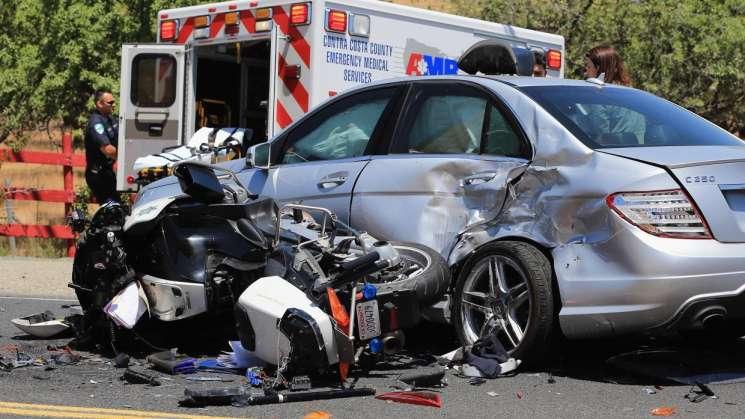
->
[519, 86, 743, 149]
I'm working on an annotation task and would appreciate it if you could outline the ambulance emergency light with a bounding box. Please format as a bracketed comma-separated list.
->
[290, 3, 311, 25]
[160, 20, 178, 42]
[254, 7, 272, 20]
[326, 9, 347, 33]
[546, 49, 562, 70]
[193, 15, 210, 39]
[349, 14, 370, 37]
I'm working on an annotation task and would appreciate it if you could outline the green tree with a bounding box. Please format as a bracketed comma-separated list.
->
[454, 0, 745, 131]
[0, 0, 201, 146]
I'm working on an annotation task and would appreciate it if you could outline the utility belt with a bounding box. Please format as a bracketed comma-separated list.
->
[87, 163, 114, 174]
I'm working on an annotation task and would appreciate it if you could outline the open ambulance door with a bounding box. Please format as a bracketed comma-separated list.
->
[117, 44, 186, 191]
[266, 24, 280, 139]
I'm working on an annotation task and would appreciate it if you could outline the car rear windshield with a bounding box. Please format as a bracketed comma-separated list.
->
[519, 85, 743, 149]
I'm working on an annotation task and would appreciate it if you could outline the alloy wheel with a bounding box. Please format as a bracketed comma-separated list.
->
[459, 255, 532, 351]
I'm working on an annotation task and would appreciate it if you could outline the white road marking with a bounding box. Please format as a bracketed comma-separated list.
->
[0, 296, 77, 302]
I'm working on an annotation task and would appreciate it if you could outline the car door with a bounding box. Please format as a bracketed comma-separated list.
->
[258, 85, 403, 224]
[350, 80, 531, 257]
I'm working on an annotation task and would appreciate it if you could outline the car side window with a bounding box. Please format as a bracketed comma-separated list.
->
[279, 88, 397, 164]
[394, 83, 528, 157]
[483, 104, 525, 157]
[399, 87, 486, 154]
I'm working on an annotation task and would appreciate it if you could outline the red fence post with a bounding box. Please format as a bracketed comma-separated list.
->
[62, 132, 75, 257]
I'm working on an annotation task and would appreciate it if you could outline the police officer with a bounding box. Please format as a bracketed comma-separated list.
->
[84, 90, 119, 203]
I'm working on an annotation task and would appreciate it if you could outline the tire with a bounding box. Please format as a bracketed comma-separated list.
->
[367, 241, 450, 305]
[451, 241, 554, 364]
[71, 231, 96, 313]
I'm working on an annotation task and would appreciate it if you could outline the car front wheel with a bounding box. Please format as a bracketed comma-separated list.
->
[452, 241, 554, 364]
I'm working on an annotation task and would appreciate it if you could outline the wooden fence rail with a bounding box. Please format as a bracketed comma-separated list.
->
[0, 132, 85, 256]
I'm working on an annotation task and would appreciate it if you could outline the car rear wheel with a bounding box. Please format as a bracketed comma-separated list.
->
[452, 241, 554, 364]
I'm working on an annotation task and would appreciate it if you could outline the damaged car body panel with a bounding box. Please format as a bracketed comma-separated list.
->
[397, 79, 690, 338]
[125, 74, 745, 361]
[352, 156, 528, 256]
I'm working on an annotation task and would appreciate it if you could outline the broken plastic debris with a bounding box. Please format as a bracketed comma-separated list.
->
[120, 367, 161, 386]
[11, 311, 70, 338]
[185, 376, 234, 382]
[104, 281, 148, 329]
[487, 391, 499, 397]
[304, 412, 331, 419]
[650, 406, 676, 416]
[375, 391, 442, 408]
[217, 341, 266, 369]
[399, 367, 446, 388]
[644, 387, 657, 395]
[516, 390, 524, 399]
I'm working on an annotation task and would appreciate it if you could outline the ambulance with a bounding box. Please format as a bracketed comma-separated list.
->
[116, 0, 565, 190]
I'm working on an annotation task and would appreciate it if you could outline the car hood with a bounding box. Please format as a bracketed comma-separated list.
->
[601, 145, 745, 242]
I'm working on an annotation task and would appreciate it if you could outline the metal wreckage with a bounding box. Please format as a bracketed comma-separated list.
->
[63, 162, 452, 389]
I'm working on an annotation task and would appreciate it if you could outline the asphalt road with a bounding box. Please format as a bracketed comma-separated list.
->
[2, 259, 745, 418]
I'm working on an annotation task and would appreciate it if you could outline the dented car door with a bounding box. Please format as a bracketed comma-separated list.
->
[258, 86, 403, 224]
[350, 81, 531, 256]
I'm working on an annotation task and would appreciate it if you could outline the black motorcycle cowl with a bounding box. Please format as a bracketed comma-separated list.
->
[174, 163, 225, 204]
[142, 215, 265, 284]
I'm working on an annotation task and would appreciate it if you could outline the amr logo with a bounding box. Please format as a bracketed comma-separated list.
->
[405, 53, 459, 76]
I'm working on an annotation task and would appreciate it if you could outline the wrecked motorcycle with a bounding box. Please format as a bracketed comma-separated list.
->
[69, 162, 449, 362]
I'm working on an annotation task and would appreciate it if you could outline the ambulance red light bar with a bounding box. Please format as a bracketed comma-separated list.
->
[546, 49, 562, 70]
[326, 9, 347, 33]
[290, 3, 311, 25]
[160, 20, 178, 42]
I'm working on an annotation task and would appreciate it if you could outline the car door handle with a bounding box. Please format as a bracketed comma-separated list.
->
[461, 172, 497, 187]
[317, 175, 348, 189]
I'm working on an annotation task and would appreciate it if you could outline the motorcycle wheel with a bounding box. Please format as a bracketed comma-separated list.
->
[71, 231, 98, 313]
[367, 241, 450, 304]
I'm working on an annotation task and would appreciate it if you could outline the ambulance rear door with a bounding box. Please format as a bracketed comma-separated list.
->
[117, 44, 186, 191]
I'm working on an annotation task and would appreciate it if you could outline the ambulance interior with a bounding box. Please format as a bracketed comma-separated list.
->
[194, 40, 271, 146]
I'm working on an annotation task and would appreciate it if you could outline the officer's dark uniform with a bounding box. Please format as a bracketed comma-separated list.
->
[84, 110, 119, 203]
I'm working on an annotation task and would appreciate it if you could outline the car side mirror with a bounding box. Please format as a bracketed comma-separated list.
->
[173, 163, 225, 204]
[246, 142, 271, 169]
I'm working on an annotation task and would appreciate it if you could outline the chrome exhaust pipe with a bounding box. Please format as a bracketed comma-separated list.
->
[695, 306, 727, 328]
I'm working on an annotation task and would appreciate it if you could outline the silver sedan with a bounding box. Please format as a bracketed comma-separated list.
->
[139, 75, 745, 362]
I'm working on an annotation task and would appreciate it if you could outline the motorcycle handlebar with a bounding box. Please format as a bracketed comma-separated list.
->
[327, 251, 386, 289]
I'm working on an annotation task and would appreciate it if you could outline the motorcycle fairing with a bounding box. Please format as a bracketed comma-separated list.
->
[139, 275, 207, 321]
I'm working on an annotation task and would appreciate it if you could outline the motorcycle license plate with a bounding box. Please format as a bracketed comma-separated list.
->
[356, 300, 381, 341]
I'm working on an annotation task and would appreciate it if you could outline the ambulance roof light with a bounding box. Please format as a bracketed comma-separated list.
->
[225, 11, 239, 26]
[290, 3, 311, 25]
[546, 49, 562, 70]
[326, 9, 347, 33]
[160, 20, 178, 42]
[255, 7, 272, 21]
[349, 14, 370, 37]
[194, 15, 210, 29]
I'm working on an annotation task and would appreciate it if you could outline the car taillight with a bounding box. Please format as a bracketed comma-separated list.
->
[606, 189, 712, 239]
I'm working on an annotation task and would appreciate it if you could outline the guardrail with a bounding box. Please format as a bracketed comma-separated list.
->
[0, 132, 86, 257]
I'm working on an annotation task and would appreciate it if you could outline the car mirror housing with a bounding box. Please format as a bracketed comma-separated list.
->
[247, 142, 272, 169]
